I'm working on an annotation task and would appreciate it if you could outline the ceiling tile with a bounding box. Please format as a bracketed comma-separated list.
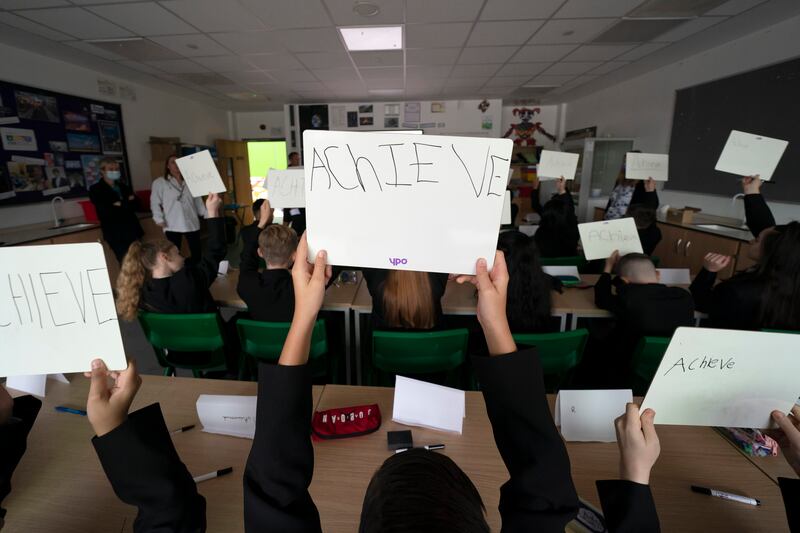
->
[0, 0, 67, 7]
[406, 78, 445, 90]
[406, 23, 472, 48]
[528, 18, 616, 44]
[276, 69, 317, 82]
[562, 44, 637, 61]
[615, 42, 669, 60]
[359, 66, 403, 79]
[159, 0, 263, 32]
[322, 80, 364, 92]
[209, 31, 283, 54]
[149, 34, 230, 57]
[458, 46, 519, 64]
[467, 20, 544, 46]
[706, 0, 767, 15]
[511, 44, 578, 62]
[588, 60, 630, 75]
[323, 0, 403, 25]
[541, 61, 602, 75]
[444, 77, 487, 88]
[116, 60, 164, 75]
[656, 16, 727, 42]
[296, 51, 352, 69]
[406, 47, 460, 65]
[481, 0, 564, 20]
[240, 0, 331, 29]
[406, 0, 484, 23]
[193, 55, 259, 72]
[86, 38, 182, 61]
[554, 0, 645, 18]
[314, 67, 360, 81]
[223, 71, 275, 84]
[144, 58, 208, 73]
[63, 40, 127, 61]
[174, 72, 235, 85]
[351, 50, 403, 67]
[407, 65, 450, 79]
[86, 3, 196, 36]
[628, 0, 730, 17]
[364, 78, 404, 90]
[15, 7, 132, 39]
[245, 53, 303, 70]
[557, 74, 598, 90]
[496, 62, 551, 77]
[450, 64, 502, 77]
[592, 19, 685, 43]
[483, 76, 531, 87]
[271, 27, 342, 53]
[528, 74, 577, 85]
[0, 12, 73, 40]
[71, 0, 160, 5]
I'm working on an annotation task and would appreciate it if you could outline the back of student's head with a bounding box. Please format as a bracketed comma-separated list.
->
[497, 231, 553, 332]
[359, 448, 489, 533]
[252, 198, 264, 218]
[616, 253, 657, 283]
[757, 221, 800, 330]
[535, 197, 578, 257]
[628, 203, 656, 229]
[116, 239, 174, 321]
[259, 224, 298, 267]
[383, 270, 435, 329]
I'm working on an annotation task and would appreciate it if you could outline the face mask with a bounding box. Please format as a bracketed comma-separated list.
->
[105, 170, 121, 181]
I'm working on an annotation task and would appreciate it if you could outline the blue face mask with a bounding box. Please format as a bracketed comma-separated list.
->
[105, 170, 121, 181]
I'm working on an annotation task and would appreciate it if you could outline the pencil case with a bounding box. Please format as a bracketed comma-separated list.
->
[312, 403, 381, 441]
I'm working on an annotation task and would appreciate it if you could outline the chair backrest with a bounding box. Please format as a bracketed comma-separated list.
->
[631, 336, 671, 390]
[512, 329, 589, 376]
[762, 329, 800, 334]
[138, 312, 225, 352]
[540, 255, 587, 268]
[372, 329, 469, 375]
[237, 319, 327, 362]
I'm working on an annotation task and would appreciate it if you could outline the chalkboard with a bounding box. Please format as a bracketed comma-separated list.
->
[667, 57, 799, 202]
[0, 80, 130, 206]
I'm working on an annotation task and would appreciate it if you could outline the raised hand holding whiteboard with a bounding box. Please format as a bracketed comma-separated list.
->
[175, 150, 226, 197]
[266, 168, 305, 208]
[0, 243, 126, 377]
[626, 152, 669, 181]
[578, 218, 643, 260]
[537, 150, 579, 180]
[714, 130, 788, 181]
[641, 328, 800, 428]
[304, 130, 512, 274]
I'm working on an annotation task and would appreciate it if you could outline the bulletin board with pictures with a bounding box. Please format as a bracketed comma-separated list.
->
[0, 79, 130, 205]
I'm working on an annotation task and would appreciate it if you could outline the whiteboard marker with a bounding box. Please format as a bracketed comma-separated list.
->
[691, 485, 760, 506]
[193, 467, 233, 484]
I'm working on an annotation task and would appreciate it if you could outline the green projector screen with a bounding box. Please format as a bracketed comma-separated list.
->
[247, 140, 287, 201]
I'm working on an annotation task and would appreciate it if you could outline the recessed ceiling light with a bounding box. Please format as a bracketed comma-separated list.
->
[340, 26, 402, 51]
[353, 1, 380, 17]
[368, 88, 404, 95]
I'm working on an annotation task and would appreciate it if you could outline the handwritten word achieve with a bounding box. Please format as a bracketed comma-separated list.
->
[309, 142, 509, 198]
[585, 229, 639, 242]
[664, 355, 736, 376]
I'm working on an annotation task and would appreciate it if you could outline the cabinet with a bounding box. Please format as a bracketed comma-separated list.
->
[652, 223, 739, 278]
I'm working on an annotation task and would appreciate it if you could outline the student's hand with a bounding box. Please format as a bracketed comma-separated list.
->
[0, 385, 12, 425]
[742, 175, 762, 195]
[555, 177, 567, 195]
[205, 193, 223, 218]
[644, 177, 656, 192]
[604, 250, 620, 274]
[257, 199, 274, 229]
[702, 253, 731, 273]
[291, 233, 332, 324]
[615, 403, 660, 485]
[85, 359, 141, 437]
[455, 252, 516, 356]
[156, 221, 167, 229]
[770, 407, 800, 477]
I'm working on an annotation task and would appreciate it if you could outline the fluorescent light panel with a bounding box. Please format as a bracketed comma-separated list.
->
[340, 26, 402, 51]
[368, 89, 404, 95]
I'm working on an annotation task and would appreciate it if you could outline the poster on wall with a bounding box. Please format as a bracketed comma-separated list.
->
[404, 102, 421, 123]
[63, 109, 91, 132]
[359, 116, 374, 126]
[7, 161, 46, 191]
[15, 91, 59, 123]
[1, 127, 38, 151]
[80, 154, 104, 188]
[98, 121, 123, 155]
[67, 132, 100, 152]
[347, 111, 358, 128]
[384, 117, 399, 128]
[358, 104, 373, 114]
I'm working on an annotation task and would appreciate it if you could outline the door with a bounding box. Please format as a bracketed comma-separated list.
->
[652, 223, 688, 268]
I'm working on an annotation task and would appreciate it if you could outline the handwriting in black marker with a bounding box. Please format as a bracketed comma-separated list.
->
[346, 144, 381, 192]
[378, 143, 410, 187]
[87, 268, 116, 325]
[487, 154, 509, 197]
[309, 147, 330, 191]
[65, 271, 86, 323]
[27, 273, 42, 328]
[8, 274, 24, 324]
[451, 144, 486, 198]
[39, 271, 76, 327]
[325, 146, 359, 191]
[411, 143, 442, 184]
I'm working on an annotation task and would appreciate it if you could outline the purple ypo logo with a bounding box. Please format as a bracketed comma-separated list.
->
[389, 257, 408, 266]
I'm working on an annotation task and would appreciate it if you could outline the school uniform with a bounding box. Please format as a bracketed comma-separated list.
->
[89, 179, 144, 262]
[0, 395, 41, 523]
[283, 208, 306, 237]
[238, 221, 262, 248]
[362, 269, 448, 330]
[150, 175, 207, 266]
[531, 190, 580, 258]
[236, 226, 294, 322]
[744, 193, 775, 238]
[508, 274, 563, 334]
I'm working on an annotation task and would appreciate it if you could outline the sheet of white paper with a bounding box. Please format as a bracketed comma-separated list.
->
[641, 328, 800, 428]
[0, 117, 20, 125]
[267, 168, 305, 208]
[196, 394, 257, 439]
[393, 375, 465, 434]
[217, 260, 229, 276]
[175, 150, 226, 197]
[556, 389, 632, 442]
[5, 374, 47, 396]
[501, 190, 512, 225]
[626, 152, 669, 181]
[0, 243, 127, 377]
[578, 218, 643, 261]
[537, 150, 579, 181]
[656, 268, 691, 285]
[714, 130, 789, 181]
[542, 266, 580, 279]
[10, 155, 46, 165]
[304, 130, 512, 275]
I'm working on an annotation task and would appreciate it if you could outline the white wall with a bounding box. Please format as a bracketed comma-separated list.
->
[234, 111, 285, 140]
[0, 42, 231, 229]
[562, 14, 800, 223]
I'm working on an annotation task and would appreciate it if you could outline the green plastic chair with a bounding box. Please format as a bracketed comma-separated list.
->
[371, 329, 469, 387]
[540, 255, 587, 269]
[630, 336, 671, 396]
[138, 312, 228, 377]
[237, 319, 328, 380]
[512, 329, 589, 392]
[650, 255, 661, 267]
[762, 329, 800, 334]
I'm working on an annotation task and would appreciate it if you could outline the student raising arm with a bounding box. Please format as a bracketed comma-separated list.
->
[770, 406, 800, 531]
[0, 385, 41, 528]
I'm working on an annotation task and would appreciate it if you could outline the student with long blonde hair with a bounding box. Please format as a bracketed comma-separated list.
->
[364, 269, 448, 330]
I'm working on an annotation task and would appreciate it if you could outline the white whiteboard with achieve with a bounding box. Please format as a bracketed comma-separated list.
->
[0, 243, 127, 377]
[266, 168, 305, 208]
[537, 150, 579, 181]
[714, 130, 788, 181]
[175, 150, 227, 197]
[641, 328, 800, 428]
[578, 217, 643, 260]
[304, 130, 512, 274]
[626, 152, 669, 181]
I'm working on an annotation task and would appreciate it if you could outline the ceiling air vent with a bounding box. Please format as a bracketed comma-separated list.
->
[627, 0, 729, 18]
[592, 19, 687, 43]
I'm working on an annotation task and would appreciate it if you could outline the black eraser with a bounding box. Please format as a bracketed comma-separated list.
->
[387, 430, 413, 450]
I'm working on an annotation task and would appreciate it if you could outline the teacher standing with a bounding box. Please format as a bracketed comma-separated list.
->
[150, 155, 207, 266]
[89, 158, 144, 262]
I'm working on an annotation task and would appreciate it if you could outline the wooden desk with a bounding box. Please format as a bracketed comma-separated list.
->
[312, 386, 789, 532]
[4, 375, 323, 533]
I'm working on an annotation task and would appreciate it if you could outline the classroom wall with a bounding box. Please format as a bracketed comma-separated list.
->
[561, 13, 800, 223]
[0, 41, 231, 229]
[500, 104, 560, 151]
[234, 111, 285, 140]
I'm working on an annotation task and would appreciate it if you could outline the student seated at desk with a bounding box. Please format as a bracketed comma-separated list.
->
[363, 268, 448, 330]
[531, 177, 579, 258]
[0, 385, 41, 528]
[238, 198, 271, 246]
[497, 230, 561, 333]
[115, 193, 226, 321]
[237, 202, 298, 323]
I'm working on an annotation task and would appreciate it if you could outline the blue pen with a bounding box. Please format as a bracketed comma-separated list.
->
[55, 406, 87, 416]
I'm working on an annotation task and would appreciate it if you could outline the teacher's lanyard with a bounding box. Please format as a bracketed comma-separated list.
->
[168, 176, 185, 202]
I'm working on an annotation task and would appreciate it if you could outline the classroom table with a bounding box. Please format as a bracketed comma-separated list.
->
[209, 269, 363, 383]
